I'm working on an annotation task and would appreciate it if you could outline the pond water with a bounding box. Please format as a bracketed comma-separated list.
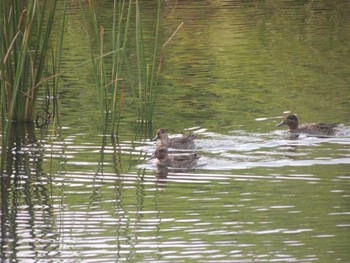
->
[1, 1, 350, 262]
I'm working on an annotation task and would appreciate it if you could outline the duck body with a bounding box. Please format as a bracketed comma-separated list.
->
[277, 114, 339, 136]
[155, 146, 199, 169]
[152, 128, 197, 149]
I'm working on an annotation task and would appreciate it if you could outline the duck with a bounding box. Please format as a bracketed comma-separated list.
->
[151, 128, 197, 149]
[154, 146, 199, 169]
[276, 113, 339, 136]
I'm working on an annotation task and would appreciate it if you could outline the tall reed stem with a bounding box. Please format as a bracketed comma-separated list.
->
[80, 0, 132, 135]
[134, 0, 183, 126]
[134, 0, 162, 124]
[0, 0, 67, 175]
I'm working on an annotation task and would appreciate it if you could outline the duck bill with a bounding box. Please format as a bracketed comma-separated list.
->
[151, 135, 159, 141]
[276, 120, 286, 127]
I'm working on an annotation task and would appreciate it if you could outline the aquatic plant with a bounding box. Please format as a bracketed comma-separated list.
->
[81, 0, 182, 136]
[133, 0, 183, 133]
[80, 0, 132, 135]
[134, 0, 161, 124]
[0, 0, 67, 173]
[0, 1, 66, 122]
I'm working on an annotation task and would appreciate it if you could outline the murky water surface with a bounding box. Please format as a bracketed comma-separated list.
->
[1, 1, 350, 262]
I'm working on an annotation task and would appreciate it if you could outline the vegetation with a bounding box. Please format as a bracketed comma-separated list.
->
[80, 0, 165, 135]
[80, 0, 133, 135]
[0, 0, 182, 175]
[0, 1, 66, 122]
[134, 0, 161, 125]
[0, 0, 67, 173]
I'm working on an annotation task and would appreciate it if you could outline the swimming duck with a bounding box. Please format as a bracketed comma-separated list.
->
[151, 128, 197, 149]
[154, 146, 199, 169]
[276, 114, 338, 136]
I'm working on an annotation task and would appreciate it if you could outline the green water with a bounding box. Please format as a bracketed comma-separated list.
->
[1, 1, 350, 262]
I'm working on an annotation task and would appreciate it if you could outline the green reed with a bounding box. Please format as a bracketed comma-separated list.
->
[80, 0, 132, 135]
[80, 0, 106, 130]
[81, 0, 162, 134]
[81, 0, 182, 135]
[134, 0, 183, 128]
[0, 0, 67, 173]
[0, 1, 64, 122]
[111, 0, 132, 134]
[134, 0, 161, 124]
[51, 0, 67, 129]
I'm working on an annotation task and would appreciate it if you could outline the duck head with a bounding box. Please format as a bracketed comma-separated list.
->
[151, 128, 169, 143]
[276, 114, 299, 130]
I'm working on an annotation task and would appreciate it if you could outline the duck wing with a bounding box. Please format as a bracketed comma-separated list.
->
[301, 123, 338, 135]
[172, 134, 197, 143]
[172, 153, 199, 162]
[167, 134, 197, 149]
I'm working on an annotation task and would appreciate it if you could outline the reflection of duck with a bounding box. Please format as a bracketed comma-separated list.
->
[276, 114, 339, 136]
[155, 146, 199, 169]
[151, 128, 197, 149]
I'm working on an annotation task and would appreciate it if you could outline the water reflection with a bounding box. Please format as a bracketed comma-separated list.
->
[1, 123, 58, 261]
[1, 122, 350, 261]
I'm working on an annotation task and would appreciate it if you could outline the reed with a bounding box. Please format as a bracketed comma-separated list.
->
[110, 0, 132, 134]
[80, 0, 132, 135]
[50, 0, 68, 128]
[0, 1, 67, 173]
[80, 0, 107, 131]
[81, 0, 182, 136]
[81, 0, 163, 135]
[133, 0, 183, 127]
[0, 1, 63, 122]
[134, 0, 161, 124]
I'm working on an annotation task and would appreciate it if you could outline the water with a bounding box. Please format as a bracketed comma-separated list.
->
[1, 1, 350, 262]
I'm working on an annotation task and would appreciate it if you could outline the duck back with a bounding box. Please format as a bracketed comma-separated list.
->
[168, 134, 197, 149]
[297, 123, 338, 135]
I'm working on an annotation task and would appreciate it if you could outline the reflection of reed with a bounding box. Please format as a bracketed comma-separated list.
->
[1, 123, 59, 260]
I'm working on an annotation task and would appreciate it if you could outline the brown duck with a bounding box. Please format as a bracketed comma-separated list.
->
[151, 128, 197, 149]
[276, 114, 339, 136]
